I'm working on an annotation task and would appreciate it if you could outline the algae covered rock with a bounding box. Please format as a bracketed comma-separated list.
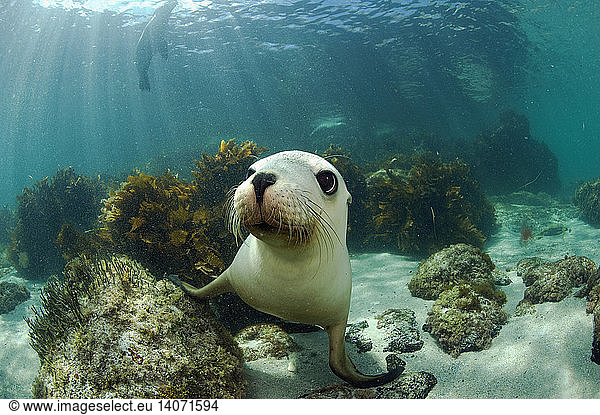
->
[300, 371, 437, 399]
[423, 283, 507, 357]
[345, 310, 423, 355]
[516, 257, 548, 281]
[234, 324, 299, 361]
[375, 309, 423, 353]
[0, 281, 30, 314]
[518, 256, 596, 305]
[574, 178, 600, 227]
[408, 243, 496, 300]
[345, 320, 373, 353]
[586, 274, 600, 364]
[29, 255, 245, 398]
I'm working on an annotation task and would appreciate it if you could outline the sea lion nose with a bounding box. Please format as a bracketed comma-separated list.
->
[252, 172, 277, 205]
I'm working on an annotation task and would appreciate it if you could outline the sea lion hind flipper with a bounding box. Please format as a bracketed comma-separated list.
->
[326, 324, 403, 388]
[165, 273, 233, 299]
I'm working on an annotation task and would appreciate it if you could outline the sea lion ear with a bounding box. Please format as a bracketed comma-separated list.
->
[347, 192, 352, 205]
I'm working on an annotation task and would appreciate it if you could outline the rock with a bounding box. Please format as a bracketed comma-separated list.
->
[574, 178, 600, 226]
[234, 324, 299, 361]
[345, 320, 373, 353]
[592, 312, 600, 365]
[516, 257, 548, 280]
[423, 283, 507, 357]
[519, 256, 596, 305]
[408, 243, 496, 300]
[524, 272, 575, 304]
[582, 269, 600, 364]
[556, 256, 596, 286]
[299, 371, 436, 399]
[375, 309, 423, 353]
[492, 267, 512, 286]
[30, 255, 246, 399]
[539, 225, 568, 237]
[514, 300, 537, 317]
[376, 371, 437, 399]
[0, 281, 30, 314]
[385, 353, 406, 373]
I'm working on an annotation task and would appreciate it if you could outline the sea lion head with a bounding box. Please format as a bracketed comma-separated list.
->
[227, 151, 351, 248]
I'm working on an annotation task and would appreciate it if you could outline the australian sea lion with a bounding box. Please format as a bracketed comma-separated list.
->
[134, 0, 177, 91]
[170, 150, 402, 388]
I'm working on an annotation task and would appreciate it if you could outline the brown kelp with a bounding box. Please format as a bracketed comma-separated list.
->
[99, 140, 266, 282]
[99, 171, 225, 280]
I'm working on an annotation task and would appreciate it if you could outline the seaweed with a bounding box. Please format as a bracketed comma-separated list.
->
[7, 168, 106, 279]
[99, 140, 267, 283]
[191, 139, 267, 207]
[423, 282, 507, 357]
[99, 172, 224, 280]
[364, 152, 495, 256]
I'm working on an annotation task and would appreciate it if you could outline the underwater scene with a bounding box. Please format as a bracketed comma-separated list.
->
[0, 0, 599, 399]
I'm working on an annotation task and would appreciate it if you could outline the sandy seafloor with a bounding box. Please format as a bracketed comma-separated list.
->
[2, 200, 600, 399]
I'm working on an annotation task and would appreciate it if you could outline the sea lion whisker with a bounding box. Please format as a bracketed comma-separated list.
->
[300, 195, 341, 249]
[301, 201, 334, 259]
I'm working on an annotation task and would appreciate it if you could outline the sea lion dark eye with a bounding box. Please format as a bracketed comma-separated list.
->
[246, 168, 256, 179]
[316, 170, 338, 195]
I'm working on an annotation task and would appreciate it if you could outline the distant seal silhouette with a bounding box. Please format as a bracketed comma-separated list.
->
[170, 150, 402, 388]
[135, 0, 177, 91]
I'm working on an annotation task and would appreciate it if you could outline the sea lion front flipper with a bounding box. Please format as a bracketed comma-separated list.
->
[166, 272, 233, 300]
[326, 323, 403, 388]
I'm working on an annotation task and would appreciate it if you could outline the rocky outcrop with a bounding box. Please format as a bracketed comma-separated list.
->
[375, 309, 423, 353]
[300, 371, 437, 399]
[574, 178, 600, 226]
[0, 281, 30, 314]
[408, 244, 497, 300]
[576, 267, 600, 364]
[30, 255, 246, 399]
[423, 283, 507, 357]
[234, 324, 299, 361]
[345, 309, 423, 355]
[517, 256, 596, 305]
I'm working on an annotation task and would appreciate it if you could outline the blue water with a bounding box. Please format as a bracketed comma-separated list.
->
[0, 0, 598, 206]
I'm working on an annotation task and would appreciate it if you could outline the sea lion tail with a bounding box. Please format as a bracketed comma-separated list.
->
[326, 324, 403, 388]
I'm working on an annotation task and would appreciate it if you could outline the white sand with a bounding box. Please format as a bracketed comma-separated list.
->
[3, 202, 600, 398]
[0, 275, 43, 398]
